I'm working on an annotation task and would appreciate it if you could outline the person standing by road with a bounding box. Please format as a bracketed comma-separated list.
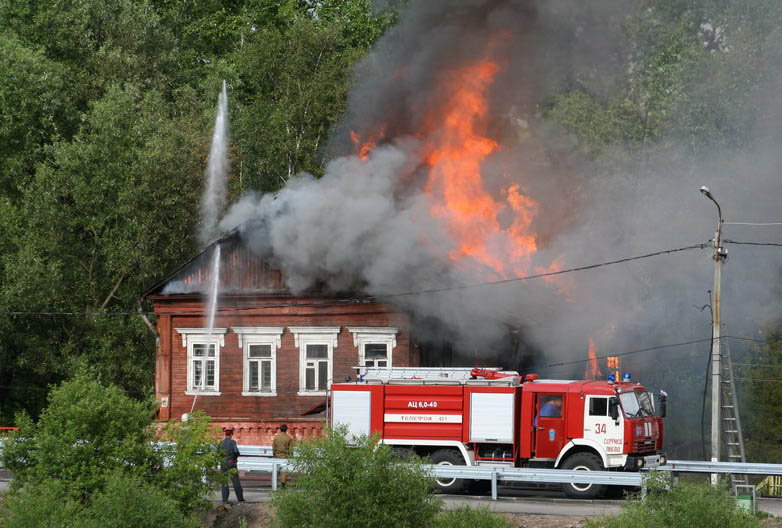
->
[272, 424, 294, 488]
[220, 427, 244, 504]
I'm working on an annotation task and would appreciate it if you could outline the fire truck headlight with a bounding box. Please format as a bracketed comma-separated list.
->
[636, 458, 644, 468]
[660, 455, 667, 466]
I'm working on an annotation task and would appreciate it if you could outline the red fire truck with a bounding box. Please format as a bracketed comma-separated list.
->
[330, 367, 666, 498]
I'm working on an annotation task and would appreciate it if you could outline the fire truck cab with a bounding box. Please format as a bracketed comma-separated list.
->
[330, 367, 666, 498]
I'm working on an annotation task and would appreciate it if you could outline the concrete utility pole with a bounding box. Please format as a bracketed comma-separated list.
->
[700, 186, 727, 486]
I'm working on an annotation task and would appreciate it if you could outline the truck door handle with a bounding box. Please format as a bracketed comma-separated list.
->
[584, 428, 591, 432]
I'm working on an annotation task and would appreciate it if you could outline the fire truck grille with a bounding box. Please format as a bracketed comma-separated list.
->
[633, 439, 657, 454]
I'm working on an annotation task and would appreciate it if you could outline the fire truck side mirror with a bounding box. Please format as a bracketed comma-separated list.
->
[609, 398, 620, 421]
[659, 394, 667, 418]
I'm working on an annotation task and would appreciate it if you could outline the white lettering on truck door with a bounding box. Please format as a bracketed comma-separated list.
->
[584, 396, 623, 456]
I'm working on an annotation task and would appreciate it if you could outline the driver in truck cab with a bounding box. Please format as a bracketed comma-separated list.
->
[540, 396, 563, 417]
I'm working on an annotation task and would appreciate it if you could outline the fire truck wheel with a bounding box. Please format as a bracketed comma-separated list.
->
[560, 452, 606, 499]
[430, 449, 466, 494]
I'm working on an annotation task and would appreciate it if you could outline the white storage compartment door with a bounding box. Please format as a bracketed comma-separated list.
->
[332, 390, 372, 439]
[470, 392, 515, 443]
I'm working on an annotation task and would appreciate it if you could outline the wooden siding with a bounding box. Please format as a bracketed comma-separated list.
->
[153, 294, 419, 434]
[160, 237, 285, 295]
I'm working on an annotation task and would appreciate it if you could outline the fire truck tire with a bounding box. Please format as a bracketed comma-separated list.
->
[560, 452, 606, 499]
[430, 449, 467, 494]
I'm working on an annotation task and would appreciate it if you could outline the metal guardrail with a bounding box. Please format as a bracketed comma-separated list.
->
[236, 447, 782, 501]
[660, 460, 782, 476]
[239, 445, 273, 457]
[237, 455, 643, 500]
[8, 439, 782, 501]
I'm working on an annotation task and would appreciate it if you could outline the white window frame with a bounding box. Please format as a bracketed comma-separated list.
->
[289, 326, 340, 396]
[348, 327, 398, 369]
[176, 328, 227, 396]
[233, 327, 284, 397]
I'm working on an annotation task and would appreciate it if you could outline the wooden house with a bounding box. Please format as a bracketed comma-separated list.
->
[143, 232, 420, 444]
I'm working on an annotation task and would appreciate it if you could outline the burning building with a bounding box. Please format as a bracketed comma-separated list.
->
[142, 233, 421, 444]
[143, 1, 782, 456]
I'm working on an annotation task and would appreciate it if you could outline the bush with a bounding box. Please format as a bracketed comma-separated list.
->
[83, 472, 201, 528]
[153, 411, 226, 513]
[434, 506, 512, 528]
[0, 480, 83, 528]
[0, 373, 223, 525]
[2, 372, 158, 502]
[587, 473, 761, 528]
[272, 427, 442, 528]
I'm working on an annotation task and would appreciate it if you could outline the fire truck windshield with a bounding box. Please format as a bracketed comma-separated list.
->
[619, 391, 655, 418]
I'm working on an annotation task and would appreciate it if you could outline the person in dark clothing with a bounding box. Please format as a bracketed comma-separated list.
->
[220, 427, 244, 504]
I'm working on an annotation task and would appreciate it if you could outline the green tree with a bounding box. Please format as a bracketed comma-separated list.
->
[272, 428, 442, 528]
[739, 328, 782, 463]
[0, 84, 207, 419]
[0, 374, 222, 525]
[229, 0, 396, 192]
[0, 0, 391, 424]
[3, 373, 159, 499]
[546, 0, 782, 157]
[0, 32, 77, 197]
[155, 411, 226, 513]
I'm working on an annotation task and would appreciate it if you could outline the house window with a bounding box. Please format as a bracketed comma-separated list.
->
[175, 328, 227, 395]
[233, 327, 283, 397]
[193, 344, 217, 390]
[289, 327, 340, 396]
[364, 343, 389, 368]
[347, 327, 399, 370]
[249, 345, 273, 392]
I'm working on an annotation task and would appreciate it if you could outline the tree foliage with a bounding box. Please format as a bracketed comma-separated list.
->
[546, 0, 782, 157]
[739, 327, 782, 463]
[0, 0, 392, 424]
[0, 374, 222, 525]
[272, 428, 442, 528]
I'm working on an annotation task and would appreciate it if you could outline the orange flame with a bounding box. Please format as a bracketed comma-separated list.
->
[584, 338, 604, 380]
[420, 59, 539, 278]
[349, 48, 559, 282]
[350, 128, 385, 161]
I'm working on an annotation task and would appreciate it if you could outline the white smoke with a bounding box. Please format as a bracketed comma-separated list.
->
[220, 140, 458, 294]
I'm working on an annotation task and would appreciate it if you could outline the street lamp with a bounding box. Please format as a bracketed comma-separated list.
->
[700, 186, 727, 486]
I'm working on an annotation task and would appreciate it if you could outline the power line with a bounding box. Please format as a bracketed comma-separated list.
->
[535, 338, 714, 371]
[372, 242, 710, 299]
[0, 298, 373, 317]
[734, 377, 782, 383]
[724, 335, 777, 344]
[535, 335, 774, 372]
[0, 242, 712, 316]
[725, 222, 782, 226]
[724, 239, 782, 247]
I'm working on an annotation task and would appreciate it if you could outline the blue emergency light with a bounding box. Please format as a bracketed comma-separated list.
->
[623, 372, 632, 381]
